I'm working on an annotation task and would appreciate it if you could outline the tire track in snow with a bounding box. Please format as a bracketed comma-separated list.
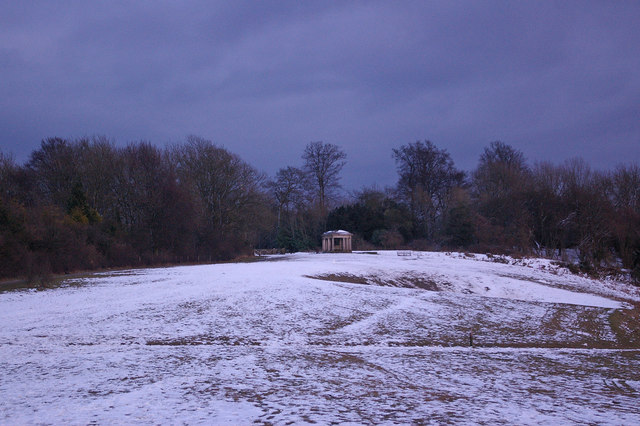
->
[335, 296, 416, 335]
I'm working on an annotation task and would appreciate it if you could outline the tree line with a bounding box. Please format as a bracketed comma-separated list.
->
[328, 140, 640, 281]
[1, 136, 639, 282]
[0, 136, 270, 280]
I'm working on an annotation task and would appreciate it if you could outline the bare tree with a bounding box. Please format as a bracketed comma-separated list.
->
[473, 141, 529, 198]
[472, 141, 531, 249]
[607, 163, 640, 269]
[393, 140, 464, 239]
[559, 158, 613, 268]
[175, 136, 268, 254]
[302, 141, 346, 216]
[609, 163, 640, 213]
[74, 136, 120, 218]
[268, 166, 308, 230]
[0, 151, 18, 201]
[111, 142, 171, 253]
[26, 137, 79, 207]
[529, 161, 566, 255]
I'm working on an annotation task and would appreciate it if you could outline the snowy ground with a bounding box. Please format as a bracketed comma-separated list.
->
[1, 251, 639, 424]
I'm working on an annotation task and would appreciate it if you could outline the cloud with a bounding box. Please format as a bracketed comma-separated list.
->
[1, 1, 639, 188]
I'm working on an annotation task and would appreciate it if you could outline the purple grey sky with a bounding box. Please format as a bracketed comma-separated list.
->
[1, 1, 639, 190]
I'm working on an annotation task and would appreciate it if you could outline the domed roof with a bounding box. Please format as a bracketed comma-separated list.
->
[322, 230, 352, 236]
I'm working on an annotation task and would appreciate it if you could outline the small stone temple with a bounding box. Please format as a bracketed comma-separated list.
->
[322, 230, 353, 253]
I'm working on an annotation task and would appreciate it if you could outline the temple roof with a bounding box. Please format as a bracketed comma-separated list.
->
[322, 230, 352, 236]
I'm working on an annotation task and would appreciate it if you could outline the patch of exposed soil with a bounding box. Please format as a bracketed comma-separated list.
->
[146, 335, 261, 346]
[610, 303, 640, 348]
[305, 273, 443, 291]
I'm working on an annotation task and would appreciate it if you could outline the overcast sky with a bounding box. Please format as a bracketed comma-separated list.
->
[1, 1, 639, 190]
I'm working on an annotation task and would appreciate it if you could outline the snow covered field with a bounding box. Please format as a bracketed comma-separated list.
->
[1, 251, 639, 424]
